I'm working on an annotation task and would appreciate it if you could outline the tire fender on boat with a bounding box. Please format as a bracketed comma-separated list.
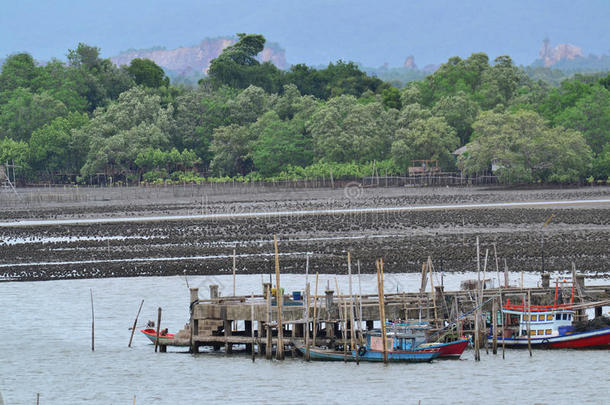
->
[358, 346, 367, 357]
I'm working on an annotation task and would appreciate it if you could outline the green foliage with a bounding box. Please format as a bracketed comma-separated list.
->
[0, 88, 68, 141]
[391, 116, 459, 171]
[79, 87, 173, 177]
[126, 58, 169, 88]
[209, 124, 255, 176]
[459, 110, 592, 183]
[0, 137, 30, 172]
[432, 92, 479, 144]
[553, 86, 610, 155]
[29, 112, 89, 175]
[0, 39, 603, 185]
[591, 144, 610, 179]
[0, 53, 40, 95]
[309, 96, 397, 163]
[381, 87, 402, 109]
[208, 33, 282, 93]
[250, 111, 313, 177]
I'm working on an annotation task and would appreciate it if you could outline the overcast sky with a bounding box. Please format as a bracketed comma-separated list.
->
[2, 0, 609, 67]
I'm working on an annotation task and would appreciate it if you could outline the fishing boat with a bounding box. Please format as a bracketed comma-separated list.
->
[488, 300, 610, 349]
[296, 328, 440, 362]
[140, 328, 189, 346]
[386, 322, 469, 359]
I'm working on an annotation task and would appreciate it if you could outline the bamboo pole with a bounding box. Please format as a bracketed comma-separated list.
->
[504, 259, 509, 288]
[527, 291, 532, 357]
[347, 253, 358, 363]
[474, 237, 480, 361]
[312, 272, 319, 347]
[492, 297, 498, 355]
[273, 235, 284, 360]
[154, 307, 162, 353]
[380, 259, 388, 364]
[501, 292, 506, 360]
[232, 249, 236, 297]
[265, 284, 272, 360]
[90, 289, 95, 352]
[376, 259, 388, 364]
[128, 299, 144, 347]
[493, 244, 500, 288]
[357, 260, 364, 345]
[251, 292, 256, 362]
[305, 282, 311, 361]
[482, 249, 489, 355]
[427, 257, 438, 327]
[335, 278, 347, 362]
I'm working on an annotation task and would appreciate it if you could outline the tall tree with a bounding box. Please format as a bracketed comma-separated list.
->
[459, 110, 592, 183]
[126, 58, 169, 88]
[391, 116, 459, 171]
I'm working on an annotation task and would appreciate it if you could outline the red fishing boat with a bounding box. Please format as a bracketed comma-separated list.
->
[140, 328, 189, 346]
[489, 300, 610, 349]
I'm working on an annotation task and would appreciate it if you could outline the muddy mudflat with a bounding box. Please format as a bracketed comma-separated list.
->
[1, 185, 608, 281]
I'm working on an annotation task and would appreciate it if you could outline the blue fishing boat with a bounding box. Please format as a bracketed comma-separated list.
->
[296, 329, 440, 363]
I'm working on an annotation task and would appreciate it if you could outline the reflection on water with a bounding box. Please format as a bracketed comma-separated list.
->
[0, 274, 608, 404]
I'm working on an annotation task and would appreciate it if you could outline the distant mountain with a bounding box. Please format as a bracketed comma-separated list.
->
[537, 38, 583, 67]
[529, 39, 610, 80]
[111, 37, 288, 76]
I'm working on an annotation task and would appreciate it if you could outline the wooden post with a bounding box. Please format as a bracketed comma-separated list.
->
[251, 292, 256, 362]
[357, 259, 364, 346]
[154, 307, 162, 353]
[527, 291, 532, 357]
[305, 282, 311, 361]
[482, 249, 489, 355]
[492, 297, 498, 355]
[493, 244, 500, 288]
[334, 279, 347, 361]
[347, 253, 358, 363]
[36, 393, 40, 405]
[474, 237, 480, 361]
[90, 289, 95, 352]
[265, 284, 272, 360]
[521, 269, 524, 289]
[427, 257, 438, 327]
[273, 235, 284, 360]
[232, 248, 237, 297]
[128, 299, 144, 347]
[376, 259, 388, 364]
[504, 259, 509, 288]
[501, 292, 506, 360]
[312, 272, 319, 347]
[224, 319, 232, 354]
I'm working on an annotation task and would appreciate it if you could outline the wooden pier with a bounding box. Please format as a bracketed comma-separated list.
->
[160, 274, 610, 356]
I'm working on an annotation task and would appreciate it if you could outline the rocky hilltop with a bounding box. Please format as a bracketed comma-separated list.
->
[111, 37, 288, 75]
[538, 38, 583, 67]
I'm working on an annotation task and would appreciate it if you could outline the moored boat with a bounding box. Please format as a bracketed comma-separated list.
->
[386, 321, 469, 359]
[140, 328, 189, 346]
[488, 300, 610, 349]
[296, 326, 440, 363]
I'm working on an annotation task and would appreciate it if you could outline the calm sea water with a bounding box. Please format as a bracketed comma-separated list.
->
[1, 273, 609, 404]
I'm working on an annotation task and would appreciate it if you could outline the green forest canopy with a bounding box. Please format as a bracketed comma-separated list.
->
[1, 35, 609, 185]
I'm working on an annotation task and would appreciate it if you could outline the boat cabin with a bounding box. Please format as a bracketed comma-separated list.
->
[367, 322, 430, 350]
[501, 301, 575, 338]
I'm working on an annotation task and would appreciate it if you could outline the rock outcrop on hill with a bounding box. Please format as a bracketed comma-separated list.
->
[539, 38, 583, 67]
[111, 37, 287, 75]
[403, 55, 417, 69]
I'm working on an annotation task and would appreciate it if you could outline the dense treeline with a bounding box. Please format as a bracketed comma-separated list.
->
[1, 34, 608, 185]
